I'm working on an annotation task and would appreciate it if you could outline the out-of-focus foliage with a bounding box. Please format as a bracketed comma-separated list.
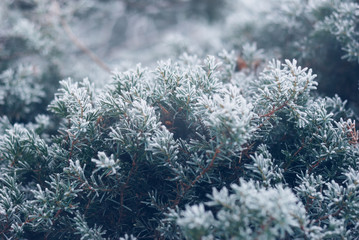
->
[224, 0, 359, 112]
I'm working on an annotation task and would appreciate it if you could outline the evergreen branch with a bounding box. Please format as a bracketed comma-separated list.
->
[191, 147, 220, 186]
[313, 205, 344, 224]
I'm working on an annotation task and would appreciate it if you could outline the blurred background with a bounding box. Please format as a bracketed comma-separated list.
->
[0, 0, 358, 123]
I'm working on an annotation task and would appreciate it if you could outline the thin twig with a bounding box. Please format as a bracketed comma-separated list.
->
[313, 205, 344, 224]
[257, 100, 289, 129]
[52, 1, 111, 73]
[171, 147, 221, 208]
[191, 147, 220, 186]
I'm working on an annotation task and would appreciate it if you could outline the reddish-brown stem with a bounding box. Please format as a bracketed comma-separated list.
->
[259, 101, 289, 118]
[313, 205, 344, 224]
[257, 101, 289, 129]
[309, 156, 326, 174]
[171, 147, 221, 208]
[283, 138, 306, 172]
[293, 139, 305, 157]
[191, 147, 220, 186]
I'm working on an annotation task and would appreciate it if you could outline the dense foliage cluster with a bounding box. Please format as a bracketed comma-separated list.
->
[224, 0, 359, 111]
[1, 0, 359, 239]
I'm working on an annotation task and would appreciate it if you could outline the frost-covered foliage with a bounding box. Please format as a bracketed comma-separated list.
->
[315, 1, 359, 62]
[0, 65, 45, 122]
[173, 180, 307, 239]
[2, 0, 359, 239]
[225, 0, 359, 111]
[226, 0, 359, 63]
[1, 52, 359, 239]
[0, 0, 229, 124]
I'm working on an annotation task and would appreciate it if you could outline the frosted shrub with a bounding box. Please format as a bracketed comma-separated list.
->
[1, 1, 359, 239]
[0, 53, 358, 239]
